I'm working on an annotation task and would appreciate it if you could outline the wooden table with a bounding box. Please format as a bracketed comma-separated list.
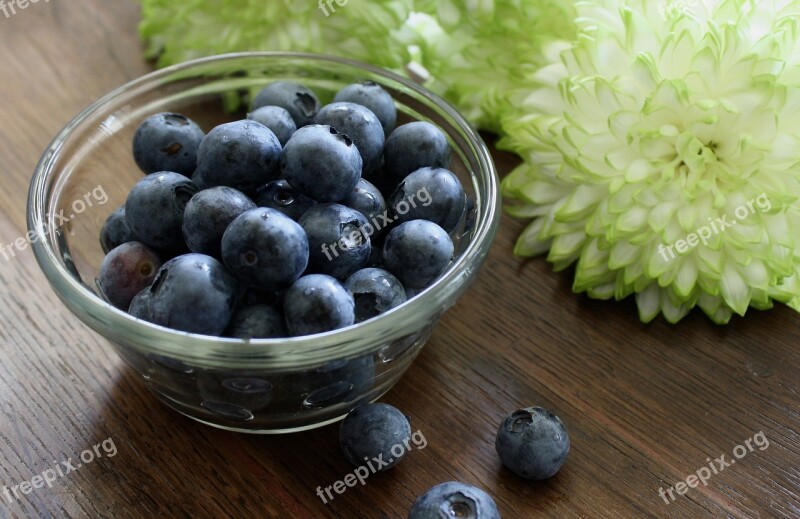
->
[1, 2, 798, 518]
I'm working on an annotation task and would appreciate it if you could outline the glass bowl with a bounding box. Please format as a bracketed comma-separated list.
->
[27, 52, 500, 433]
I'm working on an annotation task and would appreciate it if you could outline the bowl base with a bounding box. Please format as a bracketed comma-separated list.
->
[155, 388, 391, 434]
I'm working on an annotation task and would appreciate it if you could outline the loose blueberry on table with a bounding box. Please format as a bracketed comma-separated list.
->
[408, 481, 501, 519]
[495, 406, 570, 480]
[339, 403, 412, 471]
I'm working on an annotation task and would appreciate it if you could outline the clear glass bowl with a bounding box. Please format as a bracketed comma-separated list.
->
[27, 53, 500, 433]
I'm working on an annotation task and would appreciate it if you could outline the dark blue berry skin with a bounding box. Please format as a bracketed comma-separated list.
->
[128, 287, 154, 321]
[383, 220, 454, 289]
[314, 102, 385, 175]
[194, 120, 282, 193]
[226, 304, 286, 339]
[495, 407, 570, 480]
[221, 208, 309, 292]
[281, 125, 363, 203]
[334, 81, 397, 137]
[283, 274, 355, 336]
[254, 179, 317, 221]
[247, 106, 297, 146]
[125, 172, 198, 250]
[98, 242, 162, 310]
[384, 121, 451, 183]
[239, 287, 283, 308]
[148, 253, 238, 336]
[252, 81, 321, 127]
[100, 206, 136, 253]
[132, 112, 204, 176]
[367, 239, 384, 268]
[299, 204, 371, 280]
[390, 167, 466, 233]
[182, 187, 256, 258]
[408, 482, 500, 519]
[344, 268, 407, 322]
[339, 403, 411, 470]
[341, 178, 386, 223]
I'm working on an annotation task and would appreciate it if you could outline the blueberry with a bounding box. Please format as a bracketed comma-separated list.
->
[339, 403, 411, 470]
[495, 407, 570, 480]
[226, 304, 286, 339]
[182, 186, 256, 258]
[281, 125, 363, 203]
[314, 102, 384, 174]
[100, 206, 136, 253]
[194, 120, 282, 193]
[125, 172, 198, 250]
[344, 268, 407, 322]
[283, 274, 354, 336]
[132, 112, 204, 176]
[299, 204, 371, 280]
[148, 253, 238, 336]
[390, 167, 466, 233]
[221, 208, 309, 292]
[341, 178, 386, 223]
[98, 242, 162, 310]
[253, 179, 317, 221]
[384, 122, 451, 183]
[408, 482, 500, 519]
[334, 81, 397, 137]
[252, 81, 321, 127]
[247, 105, 297, 146]
[128, 287, 154, 321]
[383, 220, 454, 289]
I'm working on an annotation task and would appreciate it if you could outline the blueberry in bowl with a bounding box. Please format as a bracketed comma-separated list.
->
[27, 53, 499, 433]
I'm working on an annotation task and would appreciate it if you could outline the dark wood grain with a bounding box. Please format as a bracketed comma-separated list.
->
[0, 2, 798, 518]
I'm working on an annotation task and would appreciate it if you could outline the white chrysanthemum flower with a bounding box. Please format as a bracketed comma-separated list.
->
[407, 0, 577, 131]
[501, 0, 800, 323]
[140, 0, 416, 71]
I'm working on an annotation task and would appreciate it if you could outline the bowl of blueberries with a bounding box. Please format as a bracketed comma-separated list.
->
[27, 52, 500, 433]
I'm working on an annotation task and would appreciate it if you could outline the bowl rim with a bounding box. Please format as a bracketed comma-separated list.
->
[28, 51, 501, 367]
